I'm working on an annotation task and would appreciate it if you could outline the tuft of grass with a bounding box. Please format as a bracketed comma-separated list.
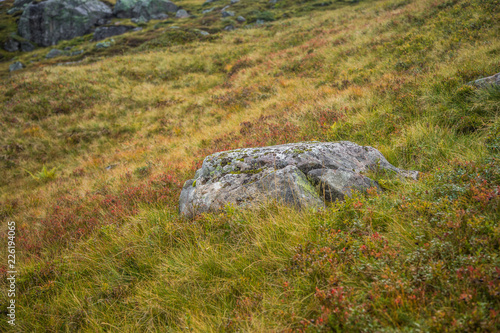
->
[25, 165, 57, 182]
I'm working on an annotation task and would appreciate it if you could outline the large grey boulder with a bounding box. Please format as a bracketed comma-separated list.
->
[470, 73, 500, 88]
[18, 0, 112, 47]
[179, 141, 418, 218]
[113, 0, 178, 20]
[93, 25, 135, 41]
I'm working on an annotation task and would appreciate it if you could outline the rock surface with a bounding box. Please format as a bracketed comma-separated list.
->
[179, 141, 418, 218]
[46, 48, 63, 58]
[470, 73, 500, 88]
[9, 61, 24, 72]
[4, 35, 36, 53]
[18, 0, 112, 47]
[222, 10, 235, 17]
[93, 25, 135, 41]
[8, 0, 34, 14]
[175, 9, 189, 18]
[114, 0, 178, 19]
[4, 38, 20, 52]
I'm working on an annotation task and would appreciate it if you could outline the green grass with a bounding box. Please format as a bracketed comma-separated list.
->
[1, 0, 500, 331]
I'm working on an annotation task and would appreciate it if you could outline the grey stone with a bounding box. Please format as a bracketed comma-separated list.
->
[151, 13, 168, 20]
[470, 73, 500, 88]
[71, 50, 83, 55]
[236, 15, 246, 23]
[202, 7, 215, 14]
[95, 40, 113, 48]
[4, 38, 20, 52]
[224, 25, 235, 31]
[203, 0, 217, 4]
[9, 61, 24, 72]
[46, 48, 63, 58]
[175, 9, 189, 18]
[20, 41, 35, 52]
[197, 30, 210, 36]
[230, 0, 239, 3]
[256, 19, 265, 25]
[179, 141, 418, 218]
[93, 25, 135, 41]
[131, 16, 149, 23]
[114, 0, 178, 20]
[18, 0, 112, 47]
[222, 10, 234, 17]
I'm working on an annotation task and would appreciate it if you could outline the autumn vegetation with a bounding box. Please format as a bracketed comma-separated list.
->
[0, 0, 499, 331]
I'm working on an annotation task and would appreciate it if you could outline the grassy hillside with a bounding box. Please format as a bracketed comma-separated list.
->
[1, 0, 499, 331]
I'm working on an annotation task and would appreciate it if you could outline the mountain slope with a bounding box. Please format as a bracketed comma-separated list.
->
[1, 0, 499, 331]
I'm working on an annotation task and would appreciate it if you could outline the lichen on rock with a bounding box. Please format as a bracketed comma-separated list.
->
[179, 141, 418, 218]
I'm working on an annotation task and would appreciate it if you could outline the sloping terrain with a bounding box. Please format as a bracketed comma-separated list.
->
[1, 0, 499, 331]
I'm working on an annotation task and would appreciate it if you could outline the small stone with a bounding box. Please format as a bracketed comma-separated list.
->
[175, 9, 189, 18]
[71, 50, 83, 56]
[224, 25, 235, 31]
[230, 0, 239, 3]
[93, 25, 135, 41]
[46, 49, 63, 59]
[131, 16, 149, 24]
[20, 41, 35, 52]
[9, 61, 24, 72]
[236, 16, 246, 23]
[151, 13, 169, 20]
[95, 41, 112, 49]
[202, 7, 215, 14]
[4, 38, 20, 52]
[256, 19, 265, 25]
[198, 30, 210, 36]
[222, 10, 235, 17]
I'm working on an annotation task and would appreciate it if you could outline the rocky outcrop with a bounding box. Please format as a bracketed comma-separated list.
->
[470, 73, 500, 88]
[179, 141, 418, 218]
[113, 0, 178, 20]
[93, 25, 135, 41]
[18, 0, 112, 47]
